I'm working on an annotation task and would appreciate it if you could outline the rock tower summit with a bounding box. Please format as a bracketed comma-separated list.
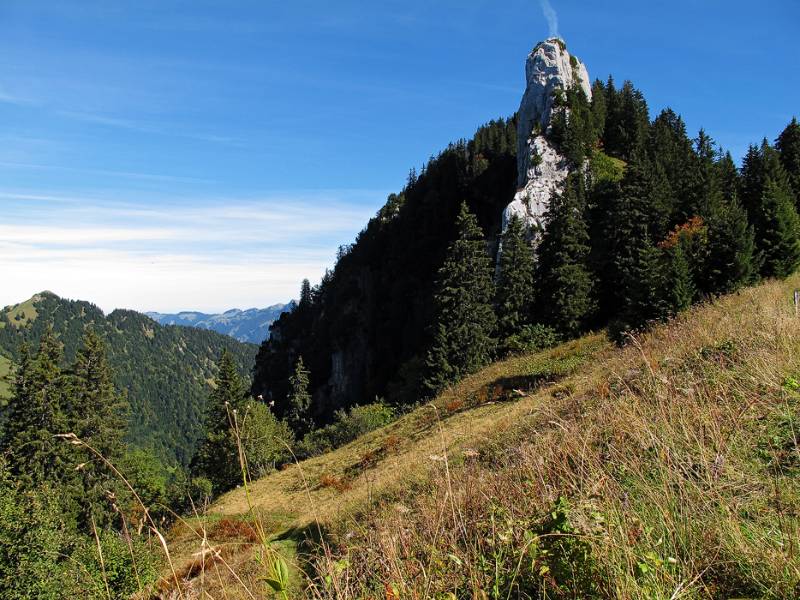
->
[503, 38, 592, 237]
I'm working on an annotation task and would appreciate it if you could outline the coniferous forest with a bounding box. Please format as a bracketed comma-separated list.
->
[253, 79, 800, 428]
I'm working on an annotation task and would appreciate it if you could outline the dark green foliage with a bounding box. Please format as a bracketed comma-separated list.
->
[67, 329, 130, 528]
[0, 293, 256, 466]
[238, 402, 294, 481]
[754, 177, 800, 278]
[502, 324, 561, 355]
[298, 402, 396, 458]
[704, 153, 757, 293]
[592, 152, 671, 321]
[602, 79, 650, 161]
[252, 118, 517, 422]
[287, 356, 313, 436]
[1, 330, 69, 489]
[191, 350, 250, 495]
[535, 173, 595, 336]
[666, 242, 695, 315]
[776, 117, 800, 205]
[495, 215, 535, 352]
[613, 239, 669, 337]
[423, 203, 496, 395]
[646, 109, 692, 218]
[549, 81, 597, 165]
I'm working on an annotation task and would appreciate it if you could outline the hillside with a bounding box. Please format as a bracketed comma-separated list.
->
[146, 303, 292, 344]
[0, 292, 257, 465]
[159, 274, 800, 598]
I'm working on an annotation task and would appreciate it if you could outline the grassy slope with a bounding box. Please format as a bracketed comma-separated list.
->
[2, 295, 40, 328]
[164, 275, 800, 598]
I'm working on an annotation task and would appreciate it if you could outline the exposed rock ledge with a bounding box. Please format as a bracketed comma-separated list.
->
[502, 38, 591, 239]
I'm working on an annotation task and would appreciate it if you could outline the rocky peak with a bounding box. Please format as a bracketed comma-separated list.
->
[503, 38, 591, 238]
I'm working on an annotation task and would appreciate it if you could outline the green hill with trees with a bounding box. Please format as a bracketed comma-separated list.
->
[0, 292, 257, 465]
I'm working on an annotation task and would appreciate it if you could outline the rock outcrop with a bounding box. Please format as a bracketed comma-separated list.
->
[502, 38, 591, 237]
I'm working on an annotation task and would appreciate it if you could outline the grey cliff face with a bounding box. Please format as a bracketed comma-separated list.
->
[503, 38, 591, 238]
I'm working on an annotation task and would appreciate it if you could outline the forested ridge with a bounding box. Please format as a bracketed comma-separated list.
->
[253, 70, 800, 430]
[0, 291, 256, 465]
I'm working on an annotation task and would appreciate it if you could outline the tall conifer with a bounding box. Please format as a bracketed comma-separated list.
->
[535, 174, 595, 335]
[423, 203, 496, 395]
[776, 117, 800, 205]
[287, 356, 313, 436]
[495, 214, 534, 351]
[191, 349, 247, 494]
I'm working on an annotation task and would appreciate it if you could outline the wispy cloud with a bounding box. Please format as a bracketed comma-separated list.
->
[57, 110, 244, 145]
[0, 160, 215, 184]
[1, 189, 384, 312]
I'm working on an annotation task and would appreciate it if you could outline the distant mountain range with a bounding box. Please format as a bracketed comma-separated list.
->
[146, 303, 293, 344]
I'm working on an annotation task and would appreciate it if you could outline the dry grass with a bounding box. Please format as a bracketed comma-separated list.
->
[162, 336, 605, 596]
[309, 275, 800, 598]
[162, 275, 800, 598]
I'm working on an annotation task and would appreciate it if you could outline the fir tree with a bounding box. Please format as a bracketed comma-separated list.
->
[495, 214, 534, 351]
[755, 177, 800, 278]
[535, 173, 595, 336]
[0, 327, 69, 488]
[600, 152, 671, 315]
[287, 356, 313, 436]
[776, 117, 800, 205]
[614, 239, 669, 337]
[704, 152, 756, 293]
[666, 241, 695, 314]
[423, 202, 496, 395]
[191, 349, 247, 495]
[66, 329, 129, 528]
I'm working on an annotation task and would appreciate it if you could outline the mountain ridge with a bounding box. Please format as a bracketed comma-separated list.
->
[146, 302, 292, 344]
[0, 291, 257, 465]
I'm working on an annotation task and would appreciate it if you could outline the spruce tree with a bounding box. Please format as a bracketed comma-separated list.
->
[0, 327, 69, 488]
[535, 173, 595, 336]
[287, 356, 313, 436]
[614, 239, 669, 337]
[704, 152, 756, 293]
[602, 152, 671, 314]
[776, 117, 800, 205]
[66, 329, 129, 528]
[666, 241, 695, 314]
[647, 109, 693, 218]
[495, 214, 534, 351]
[740, 143, 765, 220]
[423, 202, 496, 396]
[755, 177, 800, 278]
[191, 349, 247, 495]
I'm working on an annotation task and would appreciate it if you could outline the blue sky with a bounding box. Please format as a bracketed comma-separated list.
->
[2, 0, 798, 312]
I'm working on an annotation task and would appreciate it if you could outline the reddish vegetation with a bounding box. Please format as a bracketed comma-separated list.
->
[659, 216, 707, 249]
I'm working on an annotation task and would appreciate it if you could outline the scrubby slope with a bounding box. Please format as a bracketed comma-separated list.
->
[165, 275, 800, 599]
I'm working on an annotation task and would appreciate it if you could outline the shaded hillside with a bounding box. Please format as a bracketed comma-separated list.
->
[146, 303, 292, 344]
[163, 273, 800, 599]
[0, 292, 257, 465]
[253, 118, 518, 421]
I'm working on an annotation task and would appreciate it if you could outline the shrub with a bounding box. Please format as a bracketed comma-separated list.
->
[299, 402, 396, 458]
[239, 402, 294, 479]
[503, 324, 561, 355]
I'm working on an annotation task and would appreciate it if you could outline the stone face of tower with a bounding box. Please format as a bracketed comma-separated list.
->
[502, 38, 591, 238]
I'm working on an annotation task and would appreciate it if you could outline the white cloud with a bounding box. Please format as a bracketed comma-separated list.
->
[1, 189, 384, 312]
